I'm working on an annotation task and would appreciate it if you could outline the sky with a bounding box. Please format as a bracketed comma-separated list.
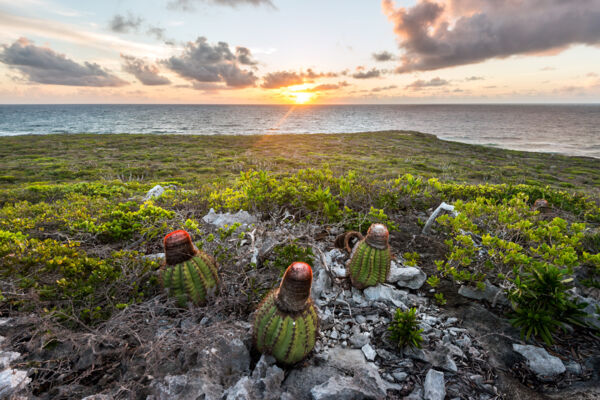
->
[0, 0, 599, 104]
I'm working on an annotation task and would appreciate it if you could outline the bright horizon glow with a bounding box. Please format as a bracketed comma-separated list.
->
[0, 0, 599, 104]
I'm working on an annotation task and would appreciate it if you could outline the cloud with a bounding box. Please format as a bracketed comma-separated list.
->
[306, 81, 350, 92]
[465, 76, 483, 81]
[147, 26, 166, 41]
[261, 71, 303, 88]
[382, 0, 600, 73]
[261, 69, 338, 88]
[109, 13, 143, 33]
[540, 66, 556, 71]
[352, 68, 382, 79]
[371, 84, 397, 92]
[0, 12, 170, 58]
[162, 36, 257, 88]
[0, 37, 128, 87]
[235, 46, 258, 66]
[121, 54, 171, 85]
[372, 51, 395, 62]
[406, 77, 449, 90]
[167, 0, 274, 11]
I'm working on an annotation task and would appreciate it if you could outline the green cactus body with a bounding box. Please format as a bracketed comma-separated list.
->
[161, 253, 219, 306]
[347, 223, 391, 289]
[253, 262, 318, 365]
[160, 229, 219, 306]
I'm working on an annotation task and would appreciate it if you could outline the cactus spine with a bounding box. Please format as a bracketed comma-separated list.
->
[253, 262, 318, 365]
[347, 223, 391, 289]
[160, 230, 219, 306]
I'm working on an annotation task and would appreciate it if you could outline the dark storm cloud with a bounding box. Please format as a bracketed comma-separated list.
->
[109, 13, 143, 33]
[405, 77, 449, 90]
[0, 38, 127, 87]
[167, 0, 275, 11]
[162, 37, 257, 88]
[121, 54, 171, 85]
[260, 69, 339, 89]
[352, 68, 382, 79]
[382, 0, 600, 73]
[372, 51, 395, 62]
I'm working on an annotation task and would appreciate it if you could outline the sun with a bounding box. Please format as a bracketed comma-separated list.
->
[291, 91, 314, 104]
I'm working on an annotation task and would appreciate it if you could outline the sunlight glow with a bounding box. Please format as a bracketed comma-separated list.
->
[292, 92, 314, 104]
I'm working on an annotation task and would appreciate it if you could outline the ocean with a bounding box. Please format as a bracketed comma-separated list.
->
[0, 104, 598, 158]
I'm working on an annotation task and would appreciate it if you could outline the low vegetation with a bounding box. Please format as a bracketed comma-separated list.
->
[1, 131, 599, 347]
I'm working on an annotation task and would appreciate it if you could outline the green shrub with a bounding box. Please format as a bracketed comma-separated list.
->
[388, 307, 424, 350]
[0, 229, 159, 325]
[265, 241, 314, 276]
[508, 263, 587, 345]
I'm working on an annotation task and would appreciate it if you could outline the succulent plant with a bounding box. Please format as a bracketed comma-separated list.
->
[160, 230, 219, 306]
[347, 223, 391, 289]
[253, 262, 318, 365]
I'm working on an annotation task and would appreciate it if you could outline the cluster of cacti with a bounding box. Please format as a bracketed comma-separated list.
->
[253, 262, 318, 365]
[160, 230, 219, 306]
[161, 222, 392, 365]
[347, 223, 392, 289]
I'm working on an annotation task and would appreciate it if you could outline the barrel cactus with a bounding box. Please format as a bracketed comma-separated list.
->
[253, 262, 318, 365]
[347, 223, 391, 289]
[160, 230, 219, 306]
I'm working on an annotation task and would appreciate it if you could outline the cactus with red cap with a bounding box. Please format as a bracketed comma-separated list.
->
[160, 230, 219, 306]
[253, 262, 318, 364]
[347, 223, 391, 289]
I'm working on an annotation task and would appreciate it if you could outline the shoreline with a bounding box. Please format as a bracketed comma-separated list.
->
[0, 130, 598, 161]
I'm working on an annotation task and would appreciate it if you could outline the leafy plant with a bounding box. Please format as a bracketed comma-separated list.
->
[508, 263, 588, 345]
[434, 293, 447, 306]
[426, 275, 440, 288]
[265, 241, 314, 276]
[388, 307, 424, 350]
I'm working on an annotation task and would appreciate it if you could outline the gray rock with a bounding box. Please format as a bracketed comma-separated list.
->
[202, 208, 257, 230]
[312, 269, 332, 300]
[284, 347, 388, 400]
[150, 374, 223, 400]
[388, 265, 427, 290]
[565, 361, 582, 375]
[350, 333, 369, 349]
[143, 184, 165, 201]
[405, 387, 424, 400]
[424, 369, 445, 400]
[458, 281, 508, 306]
[0, 351, 20, 369]
[332, 266, 347, 278]
[309, 360, 388, 400]
[355, 315, 367, 324]
[392, 371, 408, 382]
[0, 369, 30, 398]
[310, 375, 377, 400]
[512, 344, 565, 380]
[406, 348, 457, 373]
[363, 284, 408, 309]
[361, 343, 376, 361]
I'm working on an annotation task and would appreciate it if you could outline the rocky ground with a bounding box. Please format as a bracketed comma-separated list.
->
[1, 207, 599, 399]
